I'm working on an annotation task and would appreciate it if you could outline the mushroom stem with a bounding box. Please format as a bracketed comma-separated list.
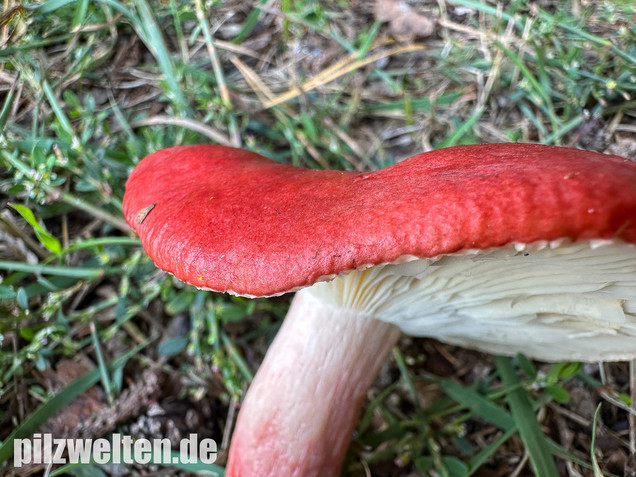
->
[226, 288, 402, 476]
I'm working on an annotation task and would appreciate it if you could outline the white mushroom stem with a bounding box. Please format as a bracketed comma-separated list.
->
[225, 289, 401, 477]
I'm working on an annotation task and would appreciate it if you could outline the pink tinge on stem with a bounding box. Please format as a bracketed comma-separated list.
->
[225, 289, 401, 477]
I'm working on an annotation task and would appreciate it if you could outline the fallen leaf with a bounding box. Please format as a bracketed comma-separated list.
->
[40, 359, 105, 433]
[136, 204, 155, 225]
[374, 0, 435, 38]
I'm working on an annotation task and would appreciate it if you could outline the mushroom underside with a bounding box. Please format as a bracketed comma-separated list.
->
[309, 238, 636, 362]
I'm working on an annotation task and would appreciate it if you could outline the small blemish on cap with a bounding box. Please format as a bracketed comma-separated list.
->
[137, 204, 155, 225]
[587, 208, 595, 214]
[353, 173, 372, 182]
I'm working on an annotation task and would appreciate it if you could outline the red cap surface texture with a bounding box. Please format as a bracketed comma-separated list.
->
[123, 144, 636, 296]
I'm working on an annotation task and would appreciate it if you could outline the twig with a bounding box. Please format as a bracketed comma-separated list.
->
[221, 394, 237, 452]
[129, 115, 233, 146]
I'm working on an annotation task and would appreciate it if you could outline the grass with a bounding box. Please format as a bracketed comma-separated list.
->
[1, 0, 636, 475]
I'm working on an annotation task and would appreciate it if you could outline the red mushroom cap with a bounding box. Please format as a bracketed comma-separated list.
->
[123, 143, 636, 296]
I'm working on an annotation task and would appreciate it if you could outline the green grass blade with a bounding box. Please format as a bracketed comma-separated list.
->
[221, 332, 254, 382]
[93, 0, 139, 22]
[0, 73, 19, 132]
[166, 449, 225, 475]
[90, 322, 115, 405]
[537, 8, 636, 64]
[494, 41, 560, 131]
[357, 382, 400, 435]
[35, 0, 76, 14]
[543, 115, 584, 145]
[63, 237, 140, 254]
[42, 80, 75, 142]
[447, 0, 523, 29]
[356, 20, 382, 59]
[362, 91, 464, 113]
[437, 108, 484, 148]
[49, 463, 105, 476]
[547, 438, 618, 476]
[467, 426, 516, 474]
[432, 375, 515, 430]
[0, 260, 106, 278]
[496, 356, 559, 477]
[393, 347, 425, 415]
[232, 0, 268, 44]
[9, 203, 61, 255]
[71, 0, 89, 29]
[134, 0, 189, 114]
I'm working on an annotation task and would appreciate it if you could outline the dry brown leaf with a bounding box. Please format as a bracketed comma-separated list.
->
[374, 0, 435, 38]
[40, 359, 105, 434]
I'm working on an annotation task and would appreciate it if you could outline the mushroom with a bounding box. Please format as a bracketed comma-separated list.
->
[123, 143, 636, 476]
